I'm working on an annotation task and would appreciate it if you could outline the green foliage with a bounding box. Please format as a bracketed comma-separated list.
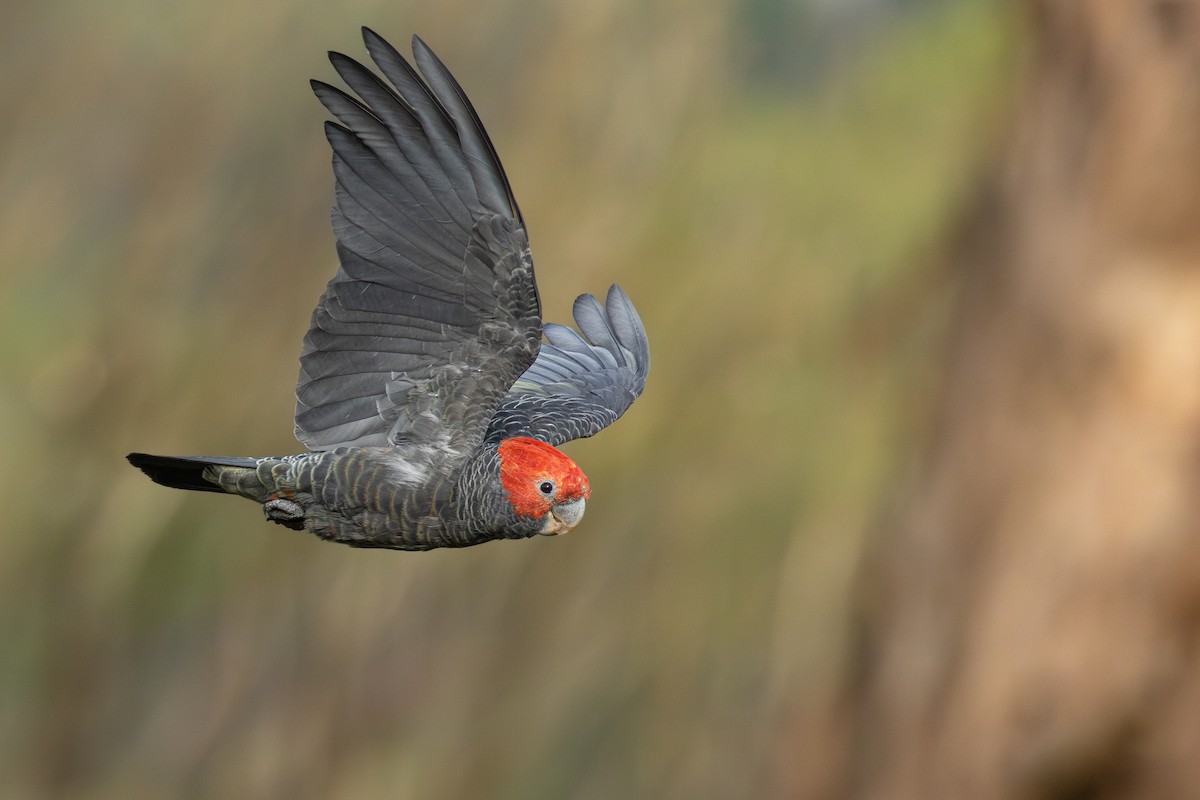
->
[0, 0, 1014, 796]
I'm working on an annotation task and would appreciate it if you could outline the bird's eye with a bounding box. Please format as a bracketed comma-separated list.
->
[538, 480, 556, 496]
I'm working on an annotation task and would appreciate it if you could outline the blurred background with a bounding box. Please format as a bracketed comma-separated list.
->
[7, 0, 1199, 798]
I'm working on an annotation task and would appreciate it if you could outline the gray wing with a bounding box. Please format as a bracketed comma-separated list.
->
[485, 284, 650, 446]
[295, 29, 542, 458]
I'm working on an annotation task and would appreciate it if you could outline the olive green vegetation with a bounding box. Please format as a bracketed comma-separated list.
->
[0, 0, 1014, 797]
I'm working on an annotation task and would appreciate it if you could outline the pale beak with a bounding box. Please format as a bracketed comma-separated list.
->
[541, 497, 587, 535]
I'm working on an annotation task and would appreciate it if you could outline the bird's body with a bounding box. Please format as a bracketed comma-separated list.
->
[128, 29, 648, 550]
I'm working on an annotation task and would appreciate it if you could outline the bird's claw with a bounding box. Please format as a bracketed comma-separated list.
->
[264, 497, 305, 530]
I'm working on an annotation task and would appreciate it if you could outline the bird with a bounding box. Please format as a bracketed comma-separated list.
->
[127, 28, 649, 551]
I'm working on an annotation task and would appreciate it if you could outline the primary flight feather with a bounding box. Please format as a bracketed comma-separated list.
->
[127, 29, 649, 550]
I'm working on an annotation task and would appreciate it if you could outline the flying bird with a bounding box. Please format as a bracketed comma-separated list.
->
[127, 29, 649, 550]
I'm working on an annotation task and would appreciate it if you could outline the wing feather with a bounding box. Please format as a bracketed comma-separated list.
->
[295, 30, 541, 456]
[297, 29, 648, 457]
[486, 284, 650, 446]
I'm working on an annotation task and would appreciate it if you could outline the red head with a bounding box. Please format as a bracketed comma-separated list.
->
[497, 437, 591, 534]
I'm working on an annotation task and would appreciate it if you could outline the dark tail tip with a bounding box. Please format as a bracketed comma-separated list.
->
[127, 453, 226, 493]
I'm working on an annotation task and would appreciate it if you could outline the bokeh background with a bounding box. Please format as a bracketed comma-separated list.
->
[15, 0, 1193, 798]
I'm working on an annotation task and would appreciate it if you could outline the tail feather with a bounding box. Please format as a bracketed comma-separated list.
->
[126, 453, 260, 493]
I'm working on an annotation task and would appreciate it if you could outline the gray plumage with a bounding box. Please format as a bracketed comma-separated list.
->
[487, 285, 650, 445]
[127, 29, 649, 550]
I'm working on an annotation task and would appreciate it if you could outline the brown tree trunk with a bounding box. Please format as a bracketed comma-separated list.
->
[847, 2, 1200, 798]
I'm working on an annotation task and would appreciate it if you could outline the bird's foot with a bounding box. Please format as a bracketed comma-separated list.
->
[264, 497, 305, 530]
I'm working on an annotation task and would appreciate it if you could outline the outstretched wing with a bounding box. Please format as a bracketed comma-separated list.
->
[485, 284, 650, 446]
[295, 29, 542, 459]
